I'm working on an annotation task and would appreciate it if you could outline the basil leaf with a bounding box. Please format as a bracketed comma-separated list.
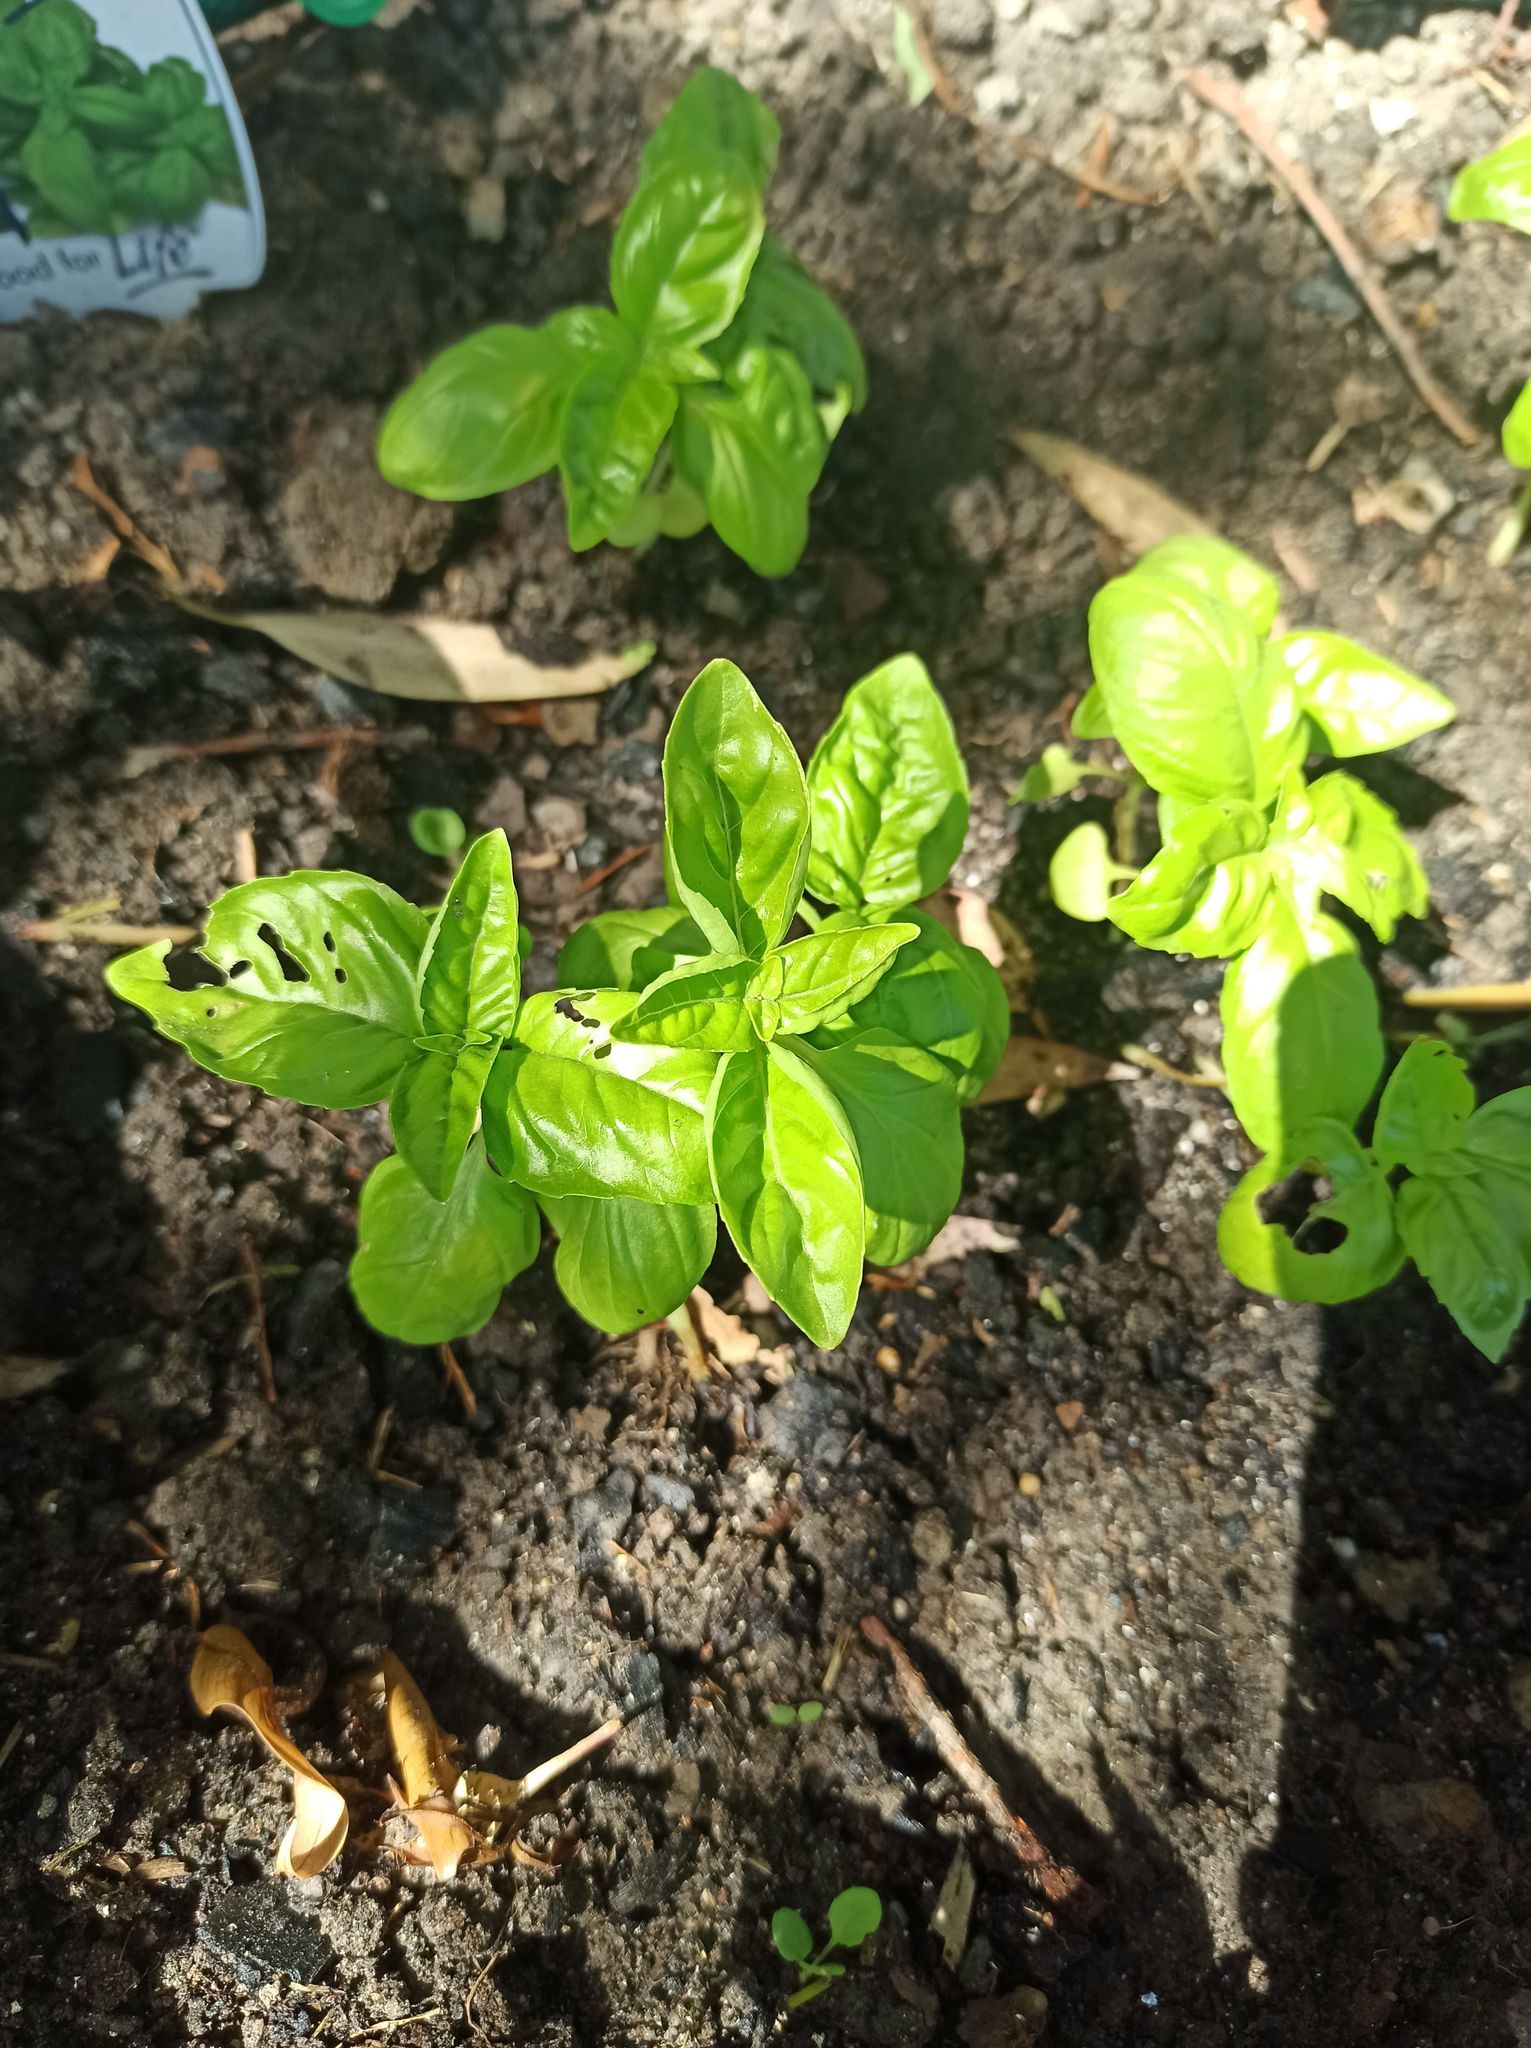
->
[377, 310, 617, 502]
[671, 343, 826, 577]
[639, 67, 780, 192]
[417, 830, 521, 1042]
[1015, 744, 1086, 803]
[805, 654, 968, 911]
[611, 157, 764, 349]
[612, 954, 757, 1051]
[390, 1041, 496, 1202]
[1372, 1039, 1475, 1176]
[747, 921, 918, 1038]
[105, 873, 429, 1111]
[1108, 799, 1275, 955]
[1070, 681, 1113, 741]
[1051, 820, 1136, 924]
[810, 910, 1007, 1104]
[556, 906, 708, 990]
[560, 338, 678, 551]
[1448, 131, 1531, 236]
[1272, 631, 1453, 758]
[707, 1041, 864, 1347]
[804, 1032, 963, 1265]
[1218, 1117, 1404, 1306]
[350, 1141, 539, 1344]
[662, 658, 810, 955]
[1088, 567, 1306, 804]
[709, 234, 867, 411]
[1133, 535, 1281, 636]
[1397, 1174, 1528, 1363]
[1219, 901, 1383, 1154]
[540, 1193, 715, 1334]
[1297, 773, 1428, 942]
[1460, 1088, 1531, 1242]
[1505, 378, 1531, 468]
[483, 989, 714, 1203]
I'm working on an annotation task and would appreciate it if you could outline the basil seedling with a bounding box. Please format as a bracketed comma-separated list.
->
[771, 1886, 883, 2010]
[377, 68, 866, 578]
[1220, 1039, 1531, 1362]
[1449, 131, 1531, 470]
[106, 655, 1004, 1353]
[0, 1, 245, 237]
[1016, 535, 1466, 1339]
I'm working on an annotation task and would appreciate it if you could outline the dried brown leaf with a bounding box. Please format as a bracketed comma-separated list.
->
[169, 593, 654, 706]
[977, 1035, 1136, 1105]
[1010, 431, 1212, 557]
[189, 1625, 348, 1878]
[381, 1651, 458, 1806]
[907, 1215, 1021, 1271]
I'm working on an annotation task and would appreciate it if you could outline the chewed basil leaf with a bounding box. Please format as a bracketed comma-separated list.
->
[105, 872, 428, 1111]
[1217, 1117, 1404, 1306]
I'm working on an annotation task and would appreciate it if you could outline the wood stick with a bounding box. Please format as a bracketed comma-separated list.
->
[859, 1615, 1101, 1916]
[1184, 70, 1480, 447]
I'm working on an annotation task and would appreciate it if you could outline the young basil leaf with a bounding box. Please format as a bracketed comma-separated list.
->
[1296, 773, 1428, 943]
[417, 830, 521, 1042]
[804, 654, 968, 912]
[1462, 1088, 1531, 1189]
[770, 1908, 814, 1966]
[1271, 631, 1453, 757]
[389, 1041, 497, 1202]
[1133, 535, 1281, 636]
[1217, 1117, 1404, 1305]
[709, 234, 867, 412]
[747, 922, 918, 1039]
[707, 1041, 864, 1347]
[408, 806, 466, 858]
[1014, 744, 1087, 803]
[1448, 132, 1531, 236]
[1505, 377, 1531, 468]
[1396, 1174, 1528, 1363]
[1088, 567, 1306, 804]
[826, 1887, 883, 1950]
[803, 1032, 963, 1265]
[1050, 820, 1136, 924]
[640, 67, 781, 193]
[560, 341, 679, 551]
[483, 990, 714, 1204]
[809, 910, 1007, 1105]
[556, 906, 708, 991]
[350, 1141, 540, 1345]
[662, 658, 810, 955]
[612, 954, 757, 1052]
[1372, 1039, 1475, 1177]
[539, 1193, 716, 1334]
[671, 343, 826, 577]
[1070, 681, 1114, 741]
[105, 874, 429, 1111]
[1108, 798, 1275, 955]
[1219, 901, 1383, 1154]
[611, 157, 764, 350]
[377, 309, 619, 502]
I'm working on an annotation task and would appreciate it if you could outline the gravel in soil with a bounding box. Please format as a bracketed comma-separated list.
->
[2, 3, 1530, 2044]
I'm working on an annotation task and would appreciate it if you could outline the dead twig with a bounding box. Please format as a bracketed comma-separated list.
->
[68, 452, 181, 582]
[1402, 982, 1531, 1012]
[858, 1615, 1101, 1917]
[237, 1235, 277, 1406]
[439, 1343, 477, 1420]
[1183, 70, 1480, 447]
[577, 842, 655, 895]
[911, 7, 1164, 206]
[19, 917, 199, 947]
[122, 726, 396, 777]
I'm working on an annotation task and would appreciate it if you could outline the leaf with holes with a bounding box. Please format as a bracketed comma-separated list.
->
[483, 989, 715, 1204]
[540, 1193, 716, 1333]
[350, 1140, 541, 1344]
[1217, 1117, 1404, 1306]
[105, 873, 429, 1110]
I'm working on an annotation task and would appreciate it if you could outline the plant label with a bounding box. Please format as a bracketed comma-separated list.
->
[0, 0, 265, 322]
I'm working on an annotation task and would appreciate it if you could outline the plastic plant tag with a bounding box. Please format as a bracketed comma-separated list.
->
[0, 0, 265, 323]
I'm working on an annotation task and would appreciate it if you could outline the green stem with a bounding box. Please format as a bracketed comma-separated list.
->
[1488, 476, 1531, 570]
[796, 899, 823, 932]
[786, 1977, 833, 2011]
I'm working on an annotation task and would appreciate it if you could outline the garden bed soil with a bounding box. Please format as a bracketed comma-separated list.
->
[3, 2, 1531, 2043]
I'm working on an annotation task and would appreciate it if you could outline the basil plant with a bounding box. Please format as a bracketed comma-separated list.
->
[1449, 130, 1531, 469]
[1015, 535, 1531, 1357]
[376, 68, 866, 579]
[106, 658, 1005, 1352]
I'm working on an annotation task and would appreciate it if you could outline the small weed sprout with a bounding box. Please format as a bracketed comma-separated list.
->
[767, 1701, 824, 1728]
[771, 1886, 883, 2009]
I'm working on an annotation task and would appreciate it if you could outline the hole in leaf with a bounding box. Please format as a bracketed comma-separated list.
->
[322, 931, 337, 953]
[333, 967, 347, 985]
[1257, 1167, 1346, 1254]
[227, 959, 252, 980]
[257, 922, 309, 984]
[592, 1041, 611, 1059]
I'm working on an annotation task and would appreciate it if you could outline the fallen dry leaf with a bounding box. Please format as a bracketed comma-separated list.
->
[0, 1356, 69, 1399]
[906, 1215, 1022, 1271]
[171, 593, 655, 706]
[1010, 431, 1212, 557]
[382, 1651, 475, 1879]
[977, 1035, 1137, 1105]
[190, 1625, 348, 1878]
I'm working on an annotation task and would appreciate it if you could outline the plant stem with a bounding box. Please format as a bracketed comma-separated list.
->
[796, 900, 823, 932]
[1488, 477, 1531, 569]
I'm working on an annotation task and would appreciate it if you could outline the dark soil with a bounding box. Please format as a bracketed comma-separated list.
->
[3, 2, 1530, 2044]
